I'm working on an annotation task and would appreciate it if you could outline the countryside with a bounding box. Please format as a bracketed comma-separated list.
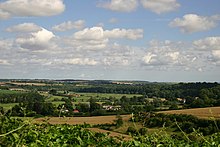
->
[0, 79, 220, 146]
[1, 0, 220, 146]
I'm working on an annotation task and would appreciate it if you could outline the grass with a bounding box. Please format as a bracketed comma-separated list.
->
[0, 90, 25, 94]
[0, 103, 18, 111]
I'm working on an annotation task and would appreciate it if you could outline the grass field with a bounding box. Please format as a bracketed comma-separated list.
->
[158, 106, 220, 119]
[0, 103, 18, 111]
[0, 90, 25, 94]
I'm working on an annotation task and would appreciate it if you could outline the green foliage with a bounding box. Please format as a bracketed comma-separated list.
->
[114, 115, 123, 128]
[1, 116, 220, 146]
[135, 113, 220, 136]
[48, 89, 57, 95]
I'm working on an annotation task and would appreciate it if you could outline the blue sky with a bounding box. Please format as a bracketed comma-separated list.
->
[0, 0, 220, 82]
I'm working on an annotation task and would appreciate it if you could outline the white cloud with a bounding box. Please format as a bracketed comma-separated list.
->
[212, 50, 220, 61]
[6, 23, 42, 32]
[142, 52, 157, 65]
[104, 28, 143, 40]
[0, 0, 65, 18]
[16, 28, 55, 50]
[103, 57, 130, 66]
[63, 58, 98, 66]
[74, 27, 105, 40]
[73, 27, 143, 40]
[0, 59, 11, 65]
[97, 0, 138, 12]
[166, 52, 179, 61]
[140, 0, 180, 14]
[169, 14, 219, 33]
[52, 20, 85, 32]
[193, 37, 220, 50]
[67, 27, 108, 50]
[64, 27, 143, 51]
[142, 40, 196, 68]
[0, 39, 13, 50]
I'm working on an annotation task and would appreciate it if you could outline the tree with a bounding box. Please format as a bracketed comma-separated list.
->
[0, 106, 4, 115]
[49, 89, 57, 95]
[89, 98, 101, 113]
[114, 115, 123, 128]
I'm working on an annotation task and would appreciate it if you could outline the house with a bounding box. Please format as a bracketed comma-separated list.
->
[102, 105, 121, 111]
[73, 109, 80, 113]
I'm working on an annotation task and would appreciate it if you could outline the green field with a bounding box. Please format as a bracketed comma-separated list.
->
[73, 92, 142, 102]
[0, 103, 18, 111]
[0, 89, 25, 94]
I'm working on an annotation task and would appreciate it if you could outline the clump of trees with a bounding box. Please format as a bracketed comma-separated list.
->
[134, 113, 220, 136]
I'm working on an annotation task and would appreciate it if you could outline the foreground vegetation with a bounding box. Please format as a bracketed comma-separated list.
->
[1, 116, 220, 146]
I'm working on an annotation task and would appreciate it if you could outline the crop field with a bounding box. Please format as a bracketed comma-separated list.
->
[34, 114, 131, 125]
[158, 106, 220, 119]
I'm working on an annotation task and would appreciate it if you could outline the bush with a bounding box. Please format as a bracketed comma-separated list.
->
[115, 115, 123, 128]
[139, 127, 148, 135]
[126, 126, 137, 135]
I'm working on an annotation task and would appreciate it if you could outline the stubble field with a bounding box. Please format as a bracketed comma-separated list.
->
[158, 106, 220, 119]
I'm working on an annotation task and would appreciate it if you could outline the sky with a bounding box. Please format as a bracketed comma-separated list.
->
[0, 0, 220, 82]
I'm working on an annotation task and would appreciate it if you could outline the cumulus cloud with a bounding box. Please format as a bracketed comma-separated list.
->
[169, 14, 220, 33]
[142, 40, 196, 69]
[0, 0, 65, 19]
[16, 28, 55, 50]
[193, 36, 220, 65]
[6, 23, 42, 32]
[73, 27, 143, 40]
[66, 27, 108, 50]
[193, 37, 220, 50]
[140, 0, 180, 14]
[52, 20, 85, 32]
[64, 27, 143, 51]
[97, 0, 138, 12]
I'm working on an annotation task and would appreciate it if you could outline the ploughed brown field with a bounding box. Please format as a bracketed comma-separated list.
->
[34, 114, 131, 125]
[34, 115, 133, 140]
[158, 106, 220, 119]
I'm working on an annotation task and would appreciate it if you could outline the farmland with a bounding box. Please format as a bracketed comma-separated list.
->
[34, 114, 131, 125]
[158, 106, 220, 119]
[1, 80, 220, 146]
